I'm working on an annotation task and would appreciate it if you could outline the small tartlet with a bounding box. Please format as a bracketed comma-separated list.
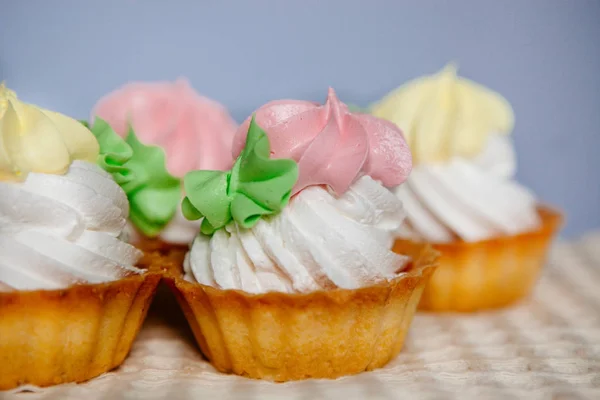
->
[0, 86, 163, 390]
[395, 206, 561, 312]
[371, 65, 563, 312]
[164, 89, 434, 381]
[164, 241, 437, 381]
[0, 263, 161, 390]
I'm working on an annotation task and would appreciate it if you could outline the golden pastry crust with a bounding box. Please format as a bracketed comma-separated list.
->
[395, 206, 563, 312]
[164, 242, 438, 381]
[0, 263, 161, 390]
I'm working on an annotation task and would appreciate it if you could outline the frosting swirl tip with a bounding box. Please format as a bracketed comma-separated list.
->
[233, 87, 412, 194]
[0, 84, 99, 182]
[371, 63, 514, 164]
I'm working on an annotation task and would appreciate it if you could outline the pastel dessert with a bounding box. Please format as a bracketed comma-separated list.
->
[0, 85, 160, 389]
[89, 79, 238, 252]
[371, 64, 562, 312]
[164, 88, 438, 381]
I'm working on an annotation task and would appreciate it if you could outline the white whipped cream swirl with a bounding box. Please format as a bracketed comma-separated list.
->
[395, 135, 540, 243]
[184, 176, 409, 293]
[0, 161, 143, 291]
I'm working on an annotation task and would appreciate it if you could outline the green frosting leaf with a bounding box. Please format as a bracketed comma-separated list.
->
[84, 118, 181, 237]
[84, 118, 134, 185]
[182, 116, 298, 235]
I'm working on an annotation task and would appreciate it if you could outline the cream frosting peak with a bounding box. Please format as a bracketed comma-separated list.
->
[92, 79, 238, 177]
[0, 83, 17, 114]
[0, 161, 143, 291]
[233, 88, 412, 195]
[184, 176, 409, 293]
[395, 135, 541, 243]
[371, 64, 514, 164]
[0, 84, 99, 182]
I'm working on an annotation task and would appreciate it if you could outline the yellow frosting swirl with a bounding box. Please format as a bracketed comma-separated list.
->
[371, 63, 514, 164]
[0, 84, 99, 181]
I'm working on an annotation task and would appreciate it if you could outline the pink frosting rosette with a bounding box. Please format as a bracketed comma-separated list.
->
[93, 78, 238, 176]
[233, 88, 412, 195]
[91, 79, 238, 245]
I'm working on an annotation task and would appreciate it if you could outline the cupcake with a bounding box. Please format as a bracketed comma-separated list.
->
[89, 79, 238, 253]
[164, 88, 438, 381]
[370, 64, 562, 312]
[0, 85, 160, 389]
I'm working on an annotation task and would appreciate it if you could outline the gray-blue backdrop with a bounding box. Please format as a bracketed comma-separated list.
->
[1, 0, 599, 237]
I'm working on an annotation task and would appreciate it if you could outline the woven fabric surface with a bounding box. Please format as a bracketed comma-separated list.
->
[4, 233, 600, 400]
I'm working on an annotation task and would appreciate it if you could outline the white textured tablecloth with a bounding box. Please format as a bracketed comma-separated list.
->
[3, 234, 600, 400]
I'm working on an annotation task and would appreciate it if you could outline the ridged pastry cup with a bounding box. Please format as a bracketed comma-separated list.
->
[164, 242, 438, 381]
[0, 256, 162, 390]
[393, 205, 562, 312]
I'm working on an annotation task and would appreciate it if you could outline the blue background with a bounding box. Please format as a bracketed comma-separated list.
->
[1, 0, 599, 237]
